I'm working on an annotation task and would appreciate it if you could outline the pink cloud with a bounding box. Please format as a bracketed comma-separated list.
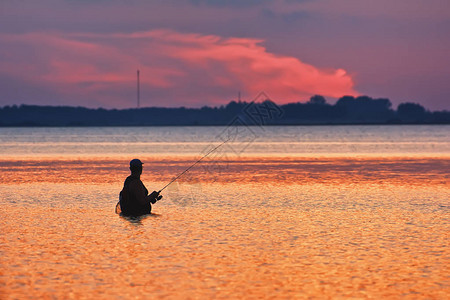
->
[0, 29, 358, 108]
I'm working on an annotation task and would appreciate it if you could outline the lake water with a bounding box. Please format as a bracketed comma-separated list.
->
[0, 125, 449, 299]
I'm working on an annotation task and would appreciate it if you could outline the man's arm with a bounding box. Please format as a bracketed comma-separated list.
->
[148, 191, 162, 204]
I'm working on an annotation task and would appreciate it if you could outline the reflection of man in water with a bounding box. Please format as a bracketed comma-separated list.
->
[119, 159, 162, 216]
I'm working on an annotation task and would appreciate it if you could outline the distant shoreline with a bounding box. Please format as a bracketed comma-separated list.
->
[1, 96, 449, 126]
[1, 123, 450, 127]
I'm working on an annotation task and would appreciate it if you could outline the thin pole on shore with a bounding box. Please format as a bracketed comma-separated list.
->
[137, 69, 140, 108]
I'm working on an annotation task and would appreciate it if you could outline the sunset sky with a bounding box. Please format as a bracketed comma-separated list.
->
[1, 0, 449, 109]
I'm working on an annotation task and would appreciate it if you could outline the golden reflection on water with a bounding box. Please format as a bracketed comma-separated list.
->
[0, 156, 449, 299]
[0, 156, 448, 185]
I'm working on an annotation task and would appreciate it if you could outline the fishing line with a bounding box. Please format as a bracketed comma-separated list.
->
[158, 137, 230, 193]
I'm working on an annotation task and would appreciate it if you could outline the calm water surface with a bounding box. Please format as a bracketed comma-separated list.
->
[0, 126, 449, 299]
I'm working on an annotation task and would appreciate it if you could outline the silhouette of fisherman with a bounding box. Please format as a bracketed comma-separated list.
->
[119, 159, 162, 216]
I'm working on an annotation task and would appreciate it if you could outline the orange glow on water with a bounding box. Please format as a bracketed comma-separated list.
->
[1, 156, 448, 186]
[0, 154, 448, 298]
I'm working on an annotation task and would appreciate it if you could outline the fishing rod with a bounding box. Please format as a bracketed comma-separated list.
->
[158, 137, 230, 193]
[115, 138, 230, 214]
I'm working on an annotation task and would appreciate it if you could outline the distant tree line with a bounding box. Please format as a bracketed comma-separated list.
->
[0, 95, 449, 126]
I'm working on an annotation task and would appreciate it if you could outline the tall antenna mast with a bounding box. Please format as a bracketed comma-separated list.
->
[137, 69, 140, 108]
[238, 91, 241, 102]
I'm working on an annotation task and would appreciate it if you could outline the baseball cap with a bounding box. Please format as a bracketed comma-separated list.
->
[130, 159, 144, 168]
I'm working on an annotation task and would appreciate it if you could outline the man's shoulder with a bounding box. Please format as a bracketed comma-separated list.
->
[125, 175, 140, 183]
[127, 177, 143, 188]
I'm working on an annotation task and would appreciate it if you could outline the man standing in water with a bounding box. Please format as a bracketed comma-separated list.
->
[119, 159, 162, 216]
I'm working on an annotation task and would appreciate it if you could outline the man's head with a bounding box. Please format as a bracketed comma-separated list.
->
[130, 158, 143, 175]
